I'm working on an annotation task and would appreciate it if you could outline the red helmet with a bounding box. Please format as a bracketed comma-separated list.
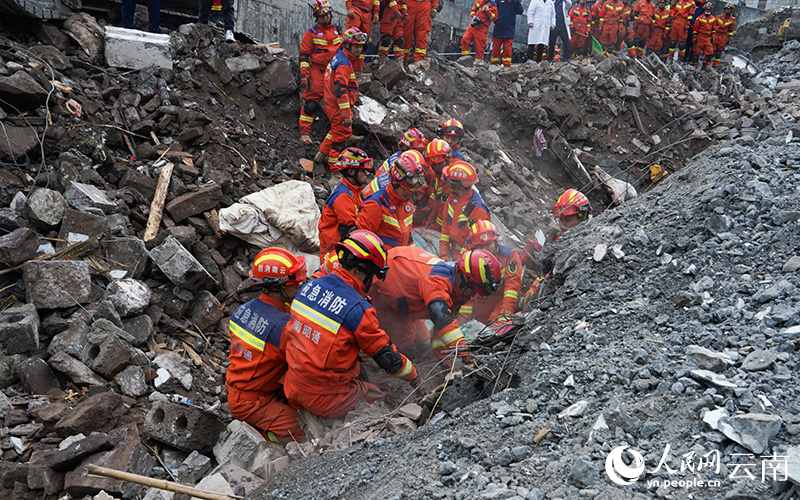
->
[311, 0, 332, 16]
[724, 2, 733, 8]
[704, 1, 712, 9]
[389, 153, 426, 191]
[552, 189, 592, 220]
[342, 27, 367, 45]
[425, 138, 452, 165]
[439, 118, 464, 138]
[465, 220, 499, 247]
[250, 248, 307, 286]
[458, 249, 503, 297]
[443, 160, 478, 188]
[333, 147, 374, 172]
[336, 229, 389, 279]
[399, 128, 428, 151]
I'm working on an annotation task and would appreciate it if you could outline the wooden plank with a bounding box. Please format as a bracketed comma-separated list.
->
[630, 102, 646, 135]
[143, 162, 173, 242]
[181, 341, 203, 367]
[203, 210, 222, 237]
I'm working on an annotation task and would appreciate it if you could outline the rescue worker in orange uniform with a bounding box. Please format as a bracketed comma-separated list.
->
[378, 0, 406, 63]
[621, 0, 634, 53]
[598, 0, 625, 53]
[362, 131, 429, 199]
[439, 161, 490, 262]
[712, 3, 735, 68]
[418, 138, 453, 230]
[668, 0, 695, 60]
[357, 153, 426, 249]
[403, 0, 442, 61]
[438, 119, 466, 161]
[299, 1, 342, 146]
[569, 0, 593, 56]
[282, 230, 420, 418]
[691, 2, 715, 68]
[590, 0, 604, 42]
[318, 148, 374, 258]
[346, 0, 380, 72]
[458, 221, 521, 324]
[461, 0, 498, 61]
[629, 0, 654, 57]
[371, 247, 503, 358]
[226, 248, 308, 444]
[646, 0, 671, 60]
[315, 28, 367, 169]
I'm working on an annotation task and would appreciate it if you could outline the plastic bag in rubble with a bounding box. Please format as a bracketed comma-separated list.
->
[592, 166, 638, 205]
[219, 180, 320, 254]
[459, 319, 487, 341]
[411, 228, 441, 255]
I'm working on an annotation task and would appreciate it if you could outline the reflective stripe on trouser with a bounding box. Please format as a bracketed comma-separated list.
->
[319, 108, 351, 165]
[299, 66, 325, 135]
[431, 325, 466, 360]
[402, 0, 432, 62]
[461, 25, 489, 60]
[379, 15, 404, 57]
[227, 387, 305, 444]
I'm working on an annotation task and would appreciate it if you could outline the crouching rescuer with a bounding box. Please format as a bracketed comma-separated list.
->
[226, 248, 309, 444]
[281, 230, 420, 419]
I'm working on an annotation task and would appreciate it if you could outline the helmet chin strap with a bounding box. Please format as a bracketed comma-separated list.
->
[345, 169, 366, 187]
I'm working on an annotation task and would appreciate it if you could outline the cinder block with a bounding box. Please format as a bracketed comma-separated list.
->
[0, 303, 39, 354]
[104, 27, 172, 70]
[213, 420, 267, 470]
[143, 395, 224, 453]
[23, 260, 92, 309]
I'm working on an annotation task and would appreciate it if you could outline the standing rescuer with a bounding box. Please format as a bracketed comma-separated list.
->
[318, 147, 374, 258]
[346, 0, 380, 72]
[461, 0, 499, 61]
[712, 3, 735, 68]
[691, 2, 716, 68]
[403, 0, 442, 61]
[226, 248, 309, 444]
[299, 1, 342, 146]
[371, 247, 504, 359]
[458, 221, 521, 323]
[315, 27, 367, 169]
[439, 161, 490, 262]
[378, 0, 406, 64]
[282, 230, 420, 419]
[356, 153, 426, 249]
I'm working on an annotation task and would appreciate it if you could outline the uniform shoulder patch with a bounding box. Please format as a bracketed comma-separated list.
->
[507, 260, 518, 275]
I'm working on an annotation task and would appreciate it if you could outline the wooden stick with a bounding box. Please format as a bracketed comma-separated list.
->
[144, 162, 174, 242]
[630, 102, 646, 135]
[85, 464, 242, 500]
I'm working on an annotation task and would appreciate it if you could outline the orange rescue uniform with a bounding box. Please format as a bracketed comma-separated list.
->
[345, 0, 380, 71]
[356, 182, 414, 249]
[403, 0, 440, 61]
[461, 0, 498, 60]
[226, 294, 305, 444]
[598, 0, 625, 48]
[379, 0, 406, 59]
[712, 12, 734, 67]
[299, 23, 342, 135]
[692, 11, 715, 64]
[459, 244, 521, 323]
[320, 49, 359, 169]
[646, 5, 671, 53]
[318, 177, 363, 258]
[630, 0, 654, 56]
[669, 0, 694, 57]
[439, 187, 490, 261]
[569, 4, 592, 52]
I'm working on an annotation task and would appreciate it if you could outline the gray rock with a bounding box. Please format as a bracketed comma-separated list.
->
[27, 188, 68, 229]
[63, 182, 117, 213]
[567, 458, 599, 487]
[122, 315, 154, 346]
[22, 260, 92, 309]
[177, 450, 212, 484]
[500, 415, 524, 427]
[475, 130, 502, 151]
[0, 391, 13, 419]
[689, 369, 739, 388]
[114, 365, 149, 397]
[558, 65, 580, 85]
[783, 256, 800, 273]
[81, 318, 133, 378]
[373, 58, 407, 89]
[149, 236, 214, 289]
[105, 279, 152, 317]
[18, 357, 62, 395]
[0, 124, 40, 161]
[439, 460, 456, 476]
[706, 410, 782, 454]
[154, 352, 192, 390]
[0, 303, 39, 354]
[48, 351, 106, 386]
[105, 238, 151, 279]
[0, 228, 39, 266]
[753, 279, 795, 303]
[494, 447, 513, 467]
[685, 345, 733, 372]
[185, 290, 223, 331]
[741, 349, 778, 371]
[48, 323, 89, 358]
[260, 59, 296, 96]
[225, 54, 261, 73]
[0, 71, 48, 110]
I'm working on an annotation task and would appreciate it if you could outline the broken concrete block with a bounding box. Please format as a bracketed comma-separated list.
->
[54, 392, 127, 437]
[0, 124, 40, 161]
[46, 433, 113, 471]
[27, 188, 68, 229]
[27, 449, 65, 494]
[23, 260, 92, 309]
[114, 365, 149, 397]
[153, 352, 192, 391]
[213, 462, 265, 496]
[704, 409, 782, 454]
[104, 26, 172, 70]
[122, 315, 153, 346]
[260, 59, 296, 96]
[195, 472, 235, 498]
[64, 181, 117, 214]
[396, 403, 423, 420]
[81, 319, 132, 378]
[64, 437, 155, 498]
[48, 351, 106, 386]
[165, 184, 222, 222]
[0, 461, 30, 488]
[142, 488, 175, 500]
[685, 345, 734, 372]
[226, 53, 261, 73]
[49, 322, 90, 358]
[741, 349, 778, 371]
[373, 58, 407, 89]
[57, 209, 109, 250]
[18, 357, 62, 395]
[0, 303, 39, 354]
[386, 416, 417, 434]
[105, 238, 150, 279]
[213, 420, 268, 470]
[149, 236, 214, 289]
[177, 450, 212, 484]
[475, 130, 502, 151]
[186, 290, 223, 331]
[0, 71, 48, 111]
[105, 279, 152, 317]
[0, 228, 39, 266]
[558, 65, 580, 86]
[143, 394, 225, 452]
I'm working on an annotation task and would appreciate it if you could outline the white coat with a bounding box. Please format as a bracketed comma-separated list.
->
[527, 0, 556, 45]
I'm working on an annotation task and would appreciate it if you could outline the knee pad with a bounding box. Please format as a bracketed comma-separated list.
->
[303, 100, 319, 115]
[395, 36, 404, 48]
[380, 34, 392, 46]
[678, 42, 685, 50]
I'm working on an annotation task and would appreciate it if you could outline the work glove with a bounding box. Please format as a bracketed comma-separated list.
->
[300, 76, 309, 91]
[347, 8, 355, 19]
[471, 16, 481, 26]
[363, 385, 386, 403]
[391, 10, 402, 19]
[402, 11, 410, 18]
[343, 116, 352, 127]
[408, 373, 422, 386]
[430, 8, 438, 19]
[373, 14, 380, 23]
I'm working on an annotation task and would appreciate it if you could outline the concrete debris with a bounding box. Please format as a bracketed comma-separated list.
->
[105, 278, 152, 317]
[104, 27, 172, 70]
[153, 352, 192, 391]
[704, 408, 783, 454]
[149, 236, 214, 289]
[48, 351, 106, 386]
[0, 303, 39, 354]
[27, 188, 68, 229]
[685, 345, 734, 372]
[0, 228, 39, 266]
[23, 260, 92, 309]
[64, 182, 117, 213]
[143, 394, 224, 452]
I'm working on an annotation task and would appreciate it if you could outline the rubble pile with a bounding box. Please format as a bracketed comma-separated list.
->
[0, 8, 796, 500]
[254, 126, 800, 500]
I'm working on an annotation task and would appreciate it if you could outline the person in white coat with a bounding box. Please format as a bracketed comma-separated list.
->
[547, 0, 572, 61]
[527, 0, 555, 62]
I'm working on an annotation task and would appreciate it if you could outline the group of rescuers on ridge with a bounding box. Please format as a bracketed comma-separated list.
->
[225, 111, 594, 443]
[296, 0, 734, 167]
